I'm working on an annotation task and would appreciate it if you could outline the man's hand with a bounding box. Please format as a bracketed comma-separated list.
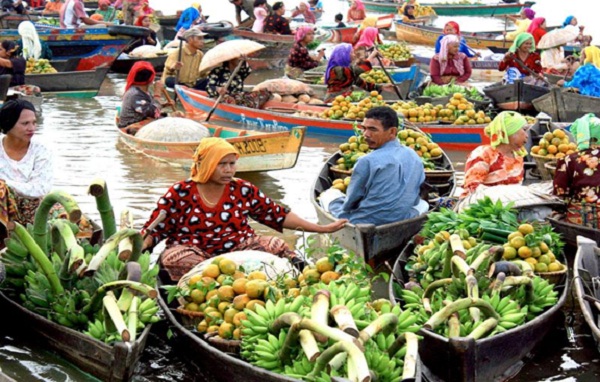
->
[172, 61, 183, 70]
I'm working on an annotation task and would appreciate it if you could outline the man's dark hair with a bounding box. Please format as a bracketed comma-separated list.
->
[272, 1, 284, 11]
[335, 13, 343, 22]
[253, 0, 266, 7]
[365, 106, 399, 130]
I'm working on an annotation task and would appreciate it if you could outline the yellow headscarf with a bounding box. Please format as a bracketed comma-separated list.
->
[583, 46, 600, 69]
[360, 16, 377, 30]
[484, 111, 528, 156]
[190, 138, 240, 183]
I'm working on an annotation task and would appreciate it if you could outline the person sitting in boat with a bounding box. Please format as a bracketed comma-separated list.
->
[175, 3, 206, 37]
[398, 0, 418, 15]
[352, 16, 382, 45]
[320, 106, 428, 225]
[499, 33, 546, 86]
[335, 13, 346, 28]
[504, 7, 535, 41]
[461, 111, 529, 197]
[123, 15, 158, 54]
[553, 113, 600, 228]
[0, 99, 53, 238]
[0, 41, 25, 88]
[17, 21, 53, 61]
[252, 0, 268, 33]
[400, 5, 420, 24]
[141, 137, 347, 281]
[263, 2, 291, 35]
[324, 43, 395, 103]
[161, 28, 208, 90]
[540, 23, 584, 76]
[1, 0, 27, 15]
[527, 17, 547, 45]
[94, 0, 117, 23]
[206, 56, 271, 109]
[429, 35, 472, 86]
[347, 0, 366, 23]
[60, 0, 113, 28]
[353, 27, 391, 66]
[291, 2, 316, 24]
[308, 0, 323, 16]
[434, 21, 477, 58]
[285, 26, 325, 79]
[230, 0, 256, 28]
[556, 60, 600, 98]
[118, 61, 179, 130]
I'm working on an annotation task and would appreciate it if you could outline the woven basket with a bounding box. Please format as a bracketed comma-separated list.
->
[530, 153, 557, 180]
[176, 307, 205, 329]
[544, 162, 557, 177]
[205, 332, 242, 354]
[536, 263, 567, 285]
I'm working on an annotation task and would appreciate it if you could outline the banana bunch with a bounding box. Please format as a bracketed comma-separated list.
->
[241, 331, 287, 372]
[322, 281, 371, 320]
[1, 237, 36, 289]
[283, 355, 316, 379]
[137, 297, 160, 324]
[365, 341, 404, 382]
[85, 319, 107, 341]
[525, 277, 558, 320]
[48, 289, 92, 329]
[241, 295, 307, 338]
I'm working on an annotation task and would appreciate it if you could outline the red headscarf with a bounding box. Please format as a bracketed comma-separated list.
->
[444, 21, 460, 35]
[125, 61, 155, 92]
[135, 15, 147, 26]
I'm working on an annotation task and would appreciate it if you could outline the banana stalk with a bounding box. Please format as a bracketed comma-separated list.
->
[358, 313, 398, 345]
[280, 321, 302, 365]
[32, 191, 81, 254]
[103, 291, 130, 342]
[423, 278, 453, 300]
[466, 275, 480, 322]
[387, 333, 406, 358]
[424, 298, 500, 331]
[84, 229, 143, 275]
[466, 317, 498, 340]
[330, 305, 359, 337]
[511, 260, 535, 277]
[83, 280, 157, 314]
[471, 246, 505, 272]
[272, 313, 359, 347]
[328, 351, 347, 371]
[504, 276, 534, 302]
[448, 313, 461, 338]
[451, 255, 472, 278]
[51, 220, 85, 273]
[117, 262, 142, 312]
[299, 329, 321, 361]
[311, 290, 330, 343]
[127, 296, 139, 342]
[449, 234, 466, 259]
[491, 272, 506, 295]
[12, 222, 63, 295]
[88, 179, 116, 240]
[441, 244, 453, 278]
[118, 237, 133, 261]
[488, 261, 522, 278]
[308, 341, 370, 382]
[402, 332, 419, 381]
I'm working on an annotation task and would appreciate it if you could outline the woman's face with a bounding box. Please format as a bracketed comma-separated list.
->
[444, 24, 457, 34]
[0, 45, 9, 59]
[447, 42, 459, 55]
[508, 127, 528, 149]
[351, 0, 357, 9]
[541, 20, 547, 29]
[519, 39, 533, 53]
[407, 7, 415, 16]
[277, 5, 285, 14]
[298, 3, 307, 11]
[570, 17, 578, 26]
[7, 109, 37, 142]
[210, 153, 237, 184]
[141, 17, 151, 27]
[302, 30, 315, 44]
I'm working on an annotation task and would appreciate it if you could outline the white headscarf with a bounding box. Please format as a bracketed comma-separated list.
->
[18, 21, 42, 60]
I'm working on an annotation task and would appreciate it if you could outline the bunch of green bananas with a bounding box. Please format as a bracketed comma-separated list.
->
[1, 236, 36, 289]
[240, 296, 307, 339]
[365, 341, 404, 382]
[241, 331, 287, 372]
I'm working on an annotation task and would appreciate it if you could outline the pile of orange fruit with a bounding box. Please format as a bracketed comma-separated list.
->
[530, 129, 577, 159]
[322, 91, 386, 120]
[502, 224, 563, 273]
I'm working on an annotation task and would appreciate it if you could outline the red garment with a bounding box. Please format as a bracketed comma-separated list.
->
[287, 43, 320, 70]
[531, 28, 547, 45]
[142, 179, 289, 255]
[498, 52, 542, 76]
[326, 60, 375, 94]
[125, 61, 155, 92]
[429, 55, 472, 85]
[263, 14, 292, 35]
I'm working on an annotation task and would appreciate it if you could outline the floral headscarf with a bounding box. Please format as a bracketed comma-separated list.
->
[325, 43, 352, 83]
[354, 27, 378, 49]
[484, 111, 528, 155]
[295, 25, 313, 43]
[508, 32, 535, 53]
[191, 138, 240, 184]
[436, 34, 465, 76]
[527, 17, 545, 34]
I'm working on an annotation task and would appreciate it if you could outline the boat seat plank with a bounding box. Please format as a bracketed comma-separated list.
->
[212, 126, 223, 137]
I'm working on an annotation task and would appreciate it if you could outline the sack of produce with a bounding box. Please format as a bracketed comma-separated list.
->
[253, 78, 314, 96]
[128, 45, 165, 58]
[135, 117, 210, 142]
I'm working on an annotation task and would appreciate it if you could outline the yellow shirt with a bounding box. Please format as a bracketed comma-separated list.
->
[505, 19, 531, 41]
[161, 44, 205, 87]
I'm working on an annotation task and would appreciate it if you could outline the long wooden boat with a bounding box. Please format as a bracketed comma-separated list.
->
[361, 0, 533, 16]
[157, 18, 235, 43]
[483, 80, 550, 112]
[25, 67, 109, 97]
[175, 84, 489, 149]
[413, 53, 501, 70]
[117, 119, 306, 172]
[574, 236, 600, 354]
[110, 55, 167, 74]
[547, 217, 600, 248]
[0, 25, 148, 71]
[532, 87, 600, 122]
[310, 148, 455, 266]
[323, 13, 395, 43]
[388, 239, 568, 381]
[0, 290, 151, 381]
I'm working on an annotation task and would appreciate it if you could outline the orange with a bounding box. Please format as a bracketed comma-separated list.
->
[232, 294, 251, 311]
[553, 129, 566, 139]
[219, 258, 237, 275]
[232, 278, 248, 295]
[217, 286, 235, 302]
[518, 246, 532, 258]
[202, 264, 220, 279]
[233, 311, 247, 327]
[547, 145, 558, 154]
[509, 236, 526, 249]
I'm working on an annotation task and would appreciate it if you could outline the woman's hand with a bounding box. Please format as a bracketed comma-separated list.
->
[217, 87, 227, 96]
[380, 83, 396, 93]
[557, 79, 565, 87]
[503, 52, 514, 62]
[319, 219, 348, 233]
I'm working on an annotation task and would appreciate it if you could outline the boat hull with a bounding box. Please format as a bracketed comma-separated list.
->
[532, 87, 600, 122]
[25, 68, 109, 97]
[110, 55, 167, 74]
[0, 290, 150, 381]
[389, 240, 568, 382]
[362, 0, 532, 16]
[547, 217, 600, 248]
[118, 123, 305, 172]
[484, 80, 550, 112]
[574, 236, 600, 354]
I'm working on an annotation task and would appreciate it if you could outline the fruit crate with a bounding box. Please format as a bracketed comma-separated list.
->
[530, 153, 557, 180]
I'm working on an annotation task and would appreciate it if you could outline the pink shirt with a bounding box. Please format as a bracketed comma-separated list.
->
[252, 7, 268, 33]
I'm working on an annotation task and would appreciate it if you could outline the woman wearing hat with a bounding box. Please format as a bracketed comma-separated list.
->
[461, 111, 529, 196]
[141, 138, 347, 281]
[0, 99, 52, 237]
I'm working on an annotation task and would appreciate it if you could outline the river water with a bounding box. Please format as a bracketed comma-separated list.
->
[1, 0, 600, 380]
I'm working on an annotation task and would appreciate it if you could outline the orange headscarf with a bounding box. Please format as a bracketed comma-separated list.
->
[191, 138, 240, 183]
[125, 61, 155, 92]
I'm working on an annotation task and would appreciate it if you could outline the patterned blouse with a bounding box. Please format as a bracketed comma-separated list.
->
[554, 148, 600, 205]
[462, 145, 524, 196]
[118, 86, 161, 128]
[263, 14, 292, 35]
[0, 136, 53, 198]
[142, 179, 289, 254]
[498, 52, 543, 76]
[206, 62, 251, 98]
[287, 43, 320, 70]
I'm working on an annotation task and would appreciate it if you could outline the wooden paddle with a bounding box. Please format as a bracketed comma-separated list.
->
[162, 87, 178, 113]
[512, 55, 552, 87]
[205, 59, 245, 122]
[172, 37, 184, 103]
[371, 48, 405, 100]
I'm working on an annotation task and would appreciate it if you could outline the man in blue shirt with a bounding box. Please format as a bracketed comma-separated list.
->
[324, 106, 428, 225]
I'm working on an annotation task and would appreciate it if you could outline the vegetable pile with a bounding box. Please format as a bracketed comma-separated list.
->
[422, 83, 485, 101]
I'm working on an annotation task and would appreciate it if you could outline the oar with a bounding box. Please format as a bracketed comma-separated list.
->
[205, 59, 245, 122]
[372, 48, 404, 100]
[172, 37, 184, 103]
[161, 87, 178, 113]
[512, 55, 552, 87]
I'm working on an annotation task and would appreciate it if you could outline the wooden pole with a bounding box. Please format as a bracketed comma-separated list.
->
[205, 59, 245, 122]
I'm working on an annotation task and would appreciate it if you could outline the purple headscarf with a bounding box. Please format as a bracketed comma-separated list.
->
[523, 8, 535, 20]
[325, 43, 352, 83]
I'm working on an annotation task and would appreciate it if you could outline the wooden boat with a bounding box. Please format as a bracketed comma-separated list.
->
[117, 119, 306, 172]
[310, 148, 455, 266]
[361, 0, 534, 16]
[545, 73, 572, 86]
[413, 53, 500, 70]
[176, 84, 489, 149]
[0, 25, 148, 71]
[532, 87, 600, 122]
[388, 240, 568, 381]
[0, 289, 150, 381]
[547, 217, 600, 248]
[323, 13, 395, 43]
[573, 236, 600, 353]
[25, 67, 109, 97]
[110, 55, 167, 74]
[483, 80, 550, 112]
[157, 18, 235, 43]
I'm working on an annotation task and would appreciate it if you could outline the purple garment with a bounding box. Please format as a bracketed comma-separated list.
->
[325, 43, 352, 83]
[523, 8, 535, 20]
